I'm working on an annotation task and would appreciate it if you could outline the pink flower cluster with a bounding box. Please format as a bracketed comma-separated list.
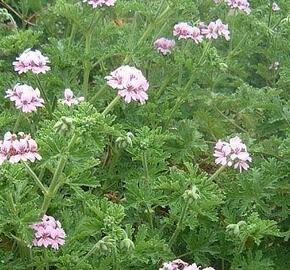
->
[173, 20, 230, 42]
[214, 136, 252, 172]
[225, 0, 251, 14]
[154, 37, 176, 55]
[60, 89, 84, 107]
[83, 0, 116, 8]
[201, 19, 230, 41]
[105, 65, 149, 104]
[13, 49, 50, 74]
[0, 132, 41, 165]
[5, 84, 44, 113]
[173, 23, 203, 43]
[31, 215, 66, 250]
[159, 259, 215, 270]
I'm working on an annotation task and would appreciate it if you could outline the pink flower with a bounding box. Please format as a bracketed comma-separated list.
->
[83, 0, 116, 8]
[190, 27, 203, 44]
[13, 49, 50, 74]
[215, 19, 230, 41]
[272, 2, 280, 11]
[0, 132, 41, 165]
[173, 23, 203, 43]
[214, 136, 251, 172]
[5, 84, 44, 113]
[159, 260, 213, 270]
[31, 215, 66, 250]
[159, 259, 188, 270]
[60, 89, 84, 106]
[225, 0, 251, 14]
[173, 23, 194, 40]
[105, 65, 149, 104]
[154, 38, 176, 55]
[201, 21, 219, 40]
[202, 19, 230, 41]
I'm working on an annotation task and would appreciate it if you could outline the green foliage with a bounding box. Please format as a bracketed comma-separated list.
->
[0, 0, 290, 269]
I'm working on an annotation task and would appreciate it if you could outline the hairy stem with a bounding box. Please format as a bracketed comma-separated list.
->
[208, 165, 226, 182]
[102, 95, 121, 116]
[34, 75, 52, 116]
[82, 12, 100, 97]
[167, 41, 211, 122]
[41, 133, 77, 215]
[168, 197, 191, 248]
[13, 112, 22, 133]
[23, 162, 48, 195]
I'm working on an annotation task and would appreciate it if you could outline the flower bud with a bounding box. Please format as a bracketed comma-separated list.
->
[120, 238, 135, 252]
[226, 221, 246, 235]
[183, 185, 200, 201]
[116, 132, 134, 149]
[53, 117, 74, 135]
[95, 236, 114, 254]
[219, 63, 228, 72]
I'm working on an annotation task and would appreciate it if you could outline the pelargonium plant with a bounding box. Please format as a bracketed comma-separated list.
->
[0, 0, 289, 269]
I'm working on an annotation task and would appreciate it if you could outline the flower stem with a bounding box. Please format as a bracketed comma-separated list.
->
[41, 133, 77, 215]
[168, 197, 191, 248]
[102, 95, 121, 116]
[23, 162, 48, 195]
[44, 249, 49, 270]
[208, 165, 226, 182]
[82, 12, 100, 97]
[112, 246, 119, 270]
[82, 32, 92, 98]
[167, 41, 211, 123]
[90, 84, 107, 103]
[34, 75, 52, 116]
[13, 111, 22, 133]
[142, 151, 149, 179]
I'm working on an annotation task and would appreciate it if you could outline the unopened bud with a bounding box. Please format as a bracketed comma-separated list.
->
[120, 238, 135, 252]
[183, 185, 200, 201]
[116, 132, 134, 149]
[95, 236, 114, 253]
[54, 117, 74, 135]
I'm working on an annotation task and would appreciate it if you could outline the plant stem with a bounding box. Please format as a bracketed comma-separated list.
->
[167, 41, 211, 122]
[168, 197, 192, 248]
[68, 23, 76, 46]
[41, 133, 77, 215]
[23, 162, 48, 195]
[267, 4, 272, 27]
[82, 12, 100, 97]
[208, 165, 226, 182]
[90, 84, 107, 103]
[13, 112, 22, 132]
[82, 32, 92, 98]
[44, 249, 49, 270]
[34, 75, 52, 116]
[142, 151, 149, 179]
[112, 246, 119, 270]
[102, 95, 121, 116]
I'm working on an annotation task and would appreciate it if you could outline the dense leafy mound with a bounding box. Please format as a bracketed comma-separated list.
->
[0, 0, 289, 269]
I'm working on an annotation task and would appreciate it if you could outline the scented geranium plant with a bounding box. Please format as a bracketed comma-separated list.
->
[0, 0, 289, 269]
